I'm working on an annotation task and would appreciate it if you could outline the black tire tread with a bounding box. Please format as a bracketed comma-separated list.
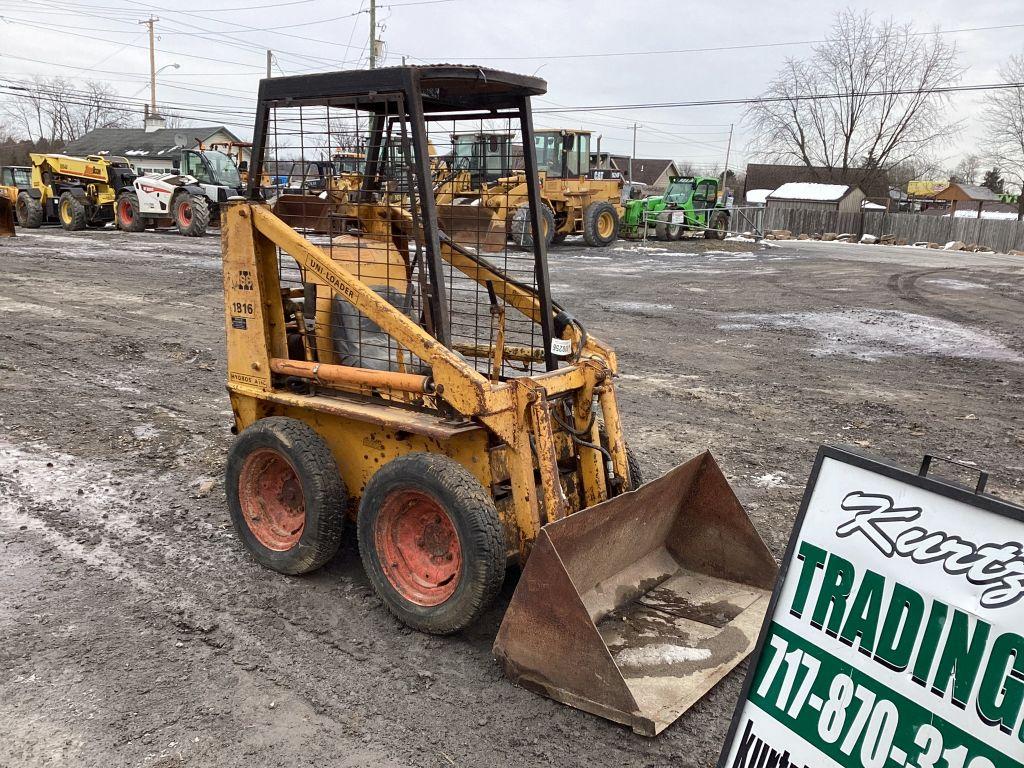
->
[358, 452, 505, 635]
[16, 193, 43, 228]
[227, 416, 346, 575]
[705, 210, 728, 240]
[582, 200, 619, 247]
[175, 193, 210, 237]
[510, 202, 555, 248]
[59, 192, 87, 231]
[117, 191, 146, 232]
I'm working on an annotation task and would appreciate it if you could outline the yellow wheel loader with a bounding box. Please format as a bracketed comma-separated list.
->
[0, 185, 16, 237]
[433, 129, 624, 252]
[223, 65, 776, 736]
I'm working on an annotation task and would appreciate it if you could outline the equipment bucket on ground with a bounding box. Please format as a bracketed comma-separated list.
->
[0, 195, 15, 237]
[493, 451, 778, 736]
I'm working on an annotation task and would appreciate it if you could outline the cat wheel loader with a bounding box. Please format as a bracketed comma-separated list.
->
[436, 129, 624, 251]
[223, 65, 777, 736]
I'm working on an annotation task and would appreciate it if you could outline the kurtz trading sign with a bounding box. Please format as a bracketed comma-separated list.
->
[719, 446, 1024, 768]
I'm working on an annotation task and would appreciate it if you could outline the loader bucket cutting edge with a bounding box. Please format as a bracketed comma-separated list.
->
[0, 197, 14, 237]
[493, 451, 778, 736]
[436, 201, 507, 253]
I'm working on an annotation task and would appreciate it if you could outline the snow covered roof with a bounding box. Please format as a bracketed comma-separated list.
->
[949, 209, 1021, 220]
[862, 201, 886, 210]
[745, 188, 774, 204]
[768, 182, 852, 202]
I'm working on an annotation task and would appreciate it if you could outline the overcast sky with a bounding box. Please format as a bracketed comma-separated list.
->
[0, 0, 1017, 173]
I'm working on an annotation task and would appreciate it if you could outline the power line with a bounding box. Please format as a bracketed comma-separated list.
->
[536, 82, 1024, 114]
[409, 22, 1024, 62]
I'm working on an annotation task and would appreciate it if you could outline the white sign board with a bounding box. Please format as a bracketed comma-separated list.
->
[719, 446, 1024, 768]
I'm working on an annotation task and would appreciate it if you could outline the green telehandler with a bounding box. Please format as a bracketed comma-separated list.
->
[620, 175, 729, 240]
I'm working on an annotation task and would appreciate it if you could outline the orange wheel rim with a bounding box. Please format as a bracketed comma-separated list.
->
[119, 199, 134, 226]
[376, 489, 461, 606]
[178, 201, 193, 225]
[238, 448, 305, 550]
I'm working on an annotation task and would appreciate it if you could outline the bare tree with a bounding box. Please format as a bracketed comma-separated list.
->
[745, 10, 961, 184]
[1, 76, 132, 144]
[983, 55, 1024, 219]
[948, 153, 980, 184]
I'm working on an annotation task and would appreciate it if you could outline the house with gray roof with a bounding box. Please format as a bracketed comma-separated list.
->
[64, 121, 247, 177]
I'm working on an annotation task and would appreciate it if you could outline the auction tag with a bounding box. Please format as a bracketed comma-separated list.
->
[671, 211, 687, 223]
[550, 338, 572, 357]
[718, 446, 1024, 768]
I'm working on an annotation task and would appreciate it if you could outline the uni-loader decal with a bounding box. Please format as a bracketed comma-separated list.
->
[718, 446, 1024, 768]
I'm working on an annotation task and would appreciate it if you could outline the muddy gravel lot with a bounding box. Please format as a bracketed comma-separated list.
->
[1, 228, 1022, 768]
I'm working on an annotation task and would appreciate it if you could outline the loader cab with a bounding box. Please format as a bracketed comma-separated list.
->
[332, 152, 363, 175]
[663, 176, 696, 208]
[1, 166, 31, 190]
[181, 149, 243, 189]
[534, 129, 591, 179]
[450, 132, 515, 184]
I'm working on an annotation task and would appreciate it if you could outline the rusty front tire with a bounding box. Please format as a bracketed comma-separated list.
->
[226, 417, 347, 575]
[358, 453, 505, 635]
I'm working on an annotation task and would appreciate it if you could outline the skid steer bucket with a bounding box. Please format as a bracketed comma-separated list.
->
[0, 193, 15, 237]
[436, 199, 506, 252]
[494, 451, 778, 736]
[271, 192, 350, 234]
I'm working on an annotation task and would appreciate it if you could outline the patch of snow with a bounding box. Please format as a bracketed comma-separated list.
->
[949, 210, 1021, 220]
[132, 424, 159, 441]
[753, 472, 789, 489]
[611, 245, 670, 253]
[606, 301, 673, 313]
[745, 188, 773, 205]
[768, 182, 850, 202]
[616, 644, 712, 668]
[723, 309, 1022, 363]
[926, 278, 986, 291]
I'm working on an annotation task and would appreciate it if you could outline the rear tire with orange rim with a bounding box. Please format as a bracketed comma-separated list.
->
[116, 191, 146, 232]
[173, 192, 210, 237]
[358, 453, 505, 635]
[226, 417, 347, 575]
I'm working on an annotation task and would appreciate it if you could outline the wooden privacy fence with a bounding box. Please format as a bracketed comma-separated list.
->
[760, 206, 1024, 252]
[862, 212, 1024, 253]
[761, 208, 864, 238]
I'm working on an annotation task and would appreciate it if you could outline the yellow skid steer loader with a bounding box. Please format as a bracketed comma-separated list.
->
[222, 65, 776, 735]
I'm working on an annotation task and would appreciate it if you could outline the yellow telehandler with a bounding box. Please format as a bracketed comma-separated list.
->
[222, 65, 776, 736]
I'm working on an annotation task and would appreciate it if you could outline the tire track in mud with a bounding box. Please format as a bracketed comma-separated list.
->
[887, 267, 1024, 330]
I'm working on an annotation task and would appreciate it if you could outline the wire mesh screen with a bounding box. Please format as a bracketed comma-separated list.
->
[259, 95, 551, 386]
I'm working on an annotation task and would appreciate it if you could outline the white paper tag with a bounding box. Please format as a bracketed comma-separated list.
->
[551, 338, 572, 356]
[671, 211, 686, 223]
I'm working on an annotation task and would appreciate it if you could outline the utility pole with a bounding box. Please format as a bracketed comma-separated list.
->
[139, 16, 159, 115]
[629, 123, 639, 183]
[266, 49, 273, 78]
[369, 0, 377, 69]
[721, 123, 734, 200]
